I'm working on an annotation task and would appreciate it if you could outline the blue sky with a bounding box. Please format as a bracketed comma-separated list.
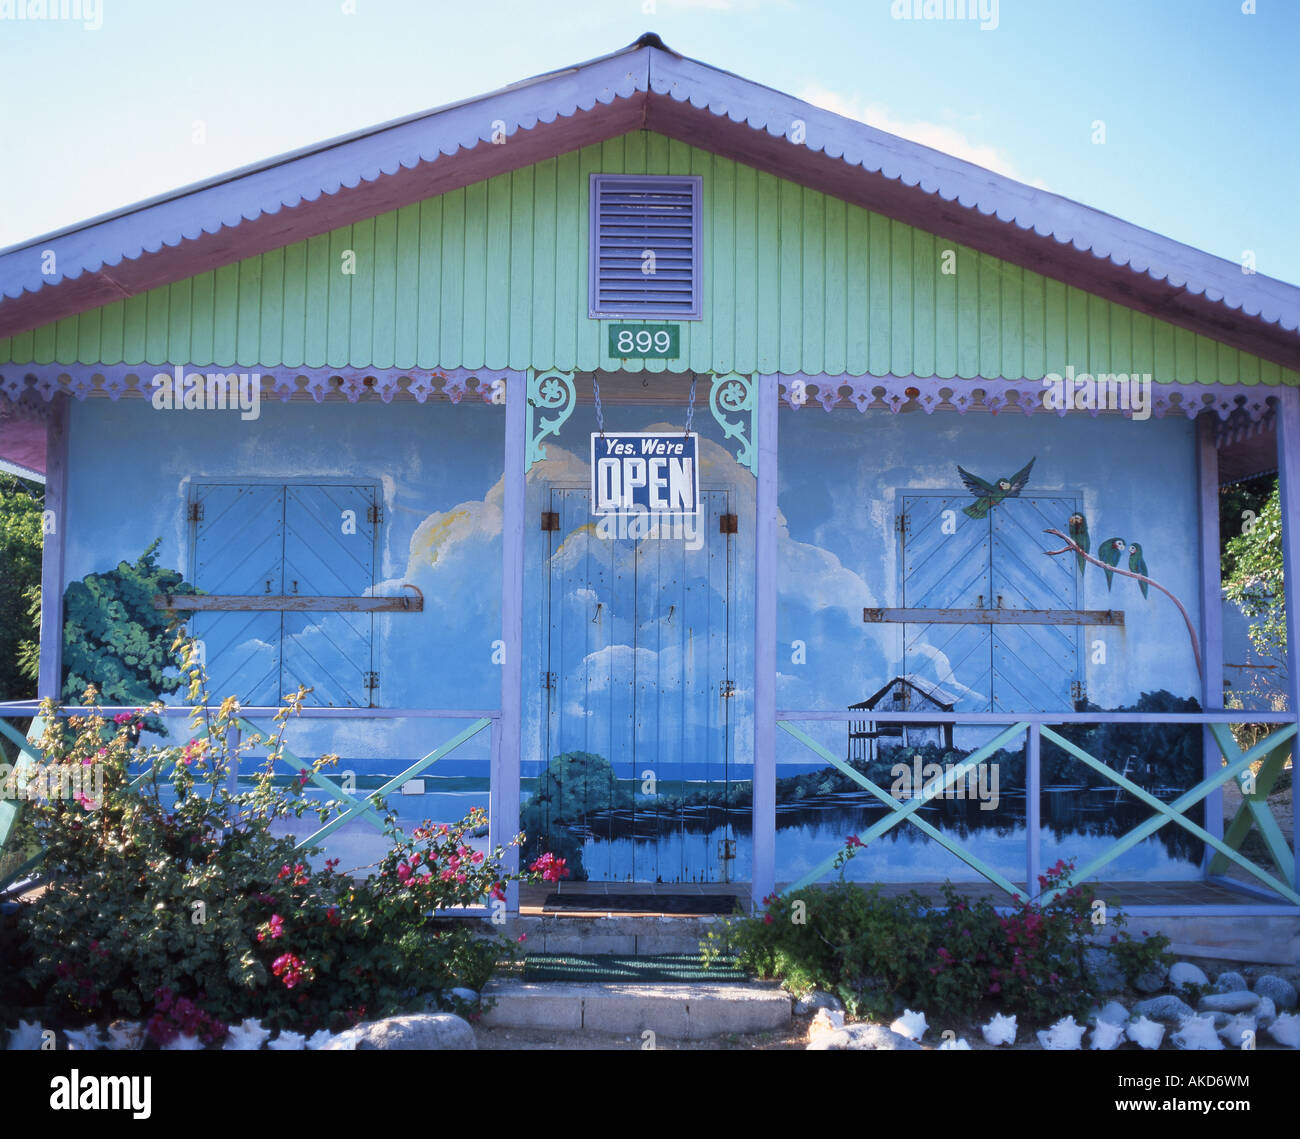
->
[1, 0, 1297, 283]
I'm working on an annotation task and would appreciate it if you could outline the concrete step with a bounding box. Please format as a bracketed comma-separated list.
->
[480, 979, 791, 1039]
[505, 914, 730, 956]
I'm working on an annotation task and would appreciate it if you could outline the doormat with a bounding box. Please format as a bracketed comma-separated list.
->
[522, 953, 746, 984]
[541, 893, 743, 915]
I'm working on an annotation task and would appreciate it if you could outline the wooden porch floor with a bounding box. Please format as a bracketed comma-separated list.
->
[519, 877, 1265, 915]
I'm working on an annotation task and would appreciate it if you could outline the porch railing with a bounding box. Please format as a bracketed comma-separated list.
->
[776, 709, 1298, 909]
[0, 703, 503, 898]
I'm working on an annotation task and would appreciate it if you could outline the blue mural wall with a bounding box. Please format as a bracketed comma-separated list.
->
[59, 391, 1208, 884]
[774, 407, 1205, 885]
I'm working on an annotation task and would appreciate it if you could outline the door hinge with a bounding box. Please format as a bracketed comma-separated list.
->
[720, 680, 736, 699]
[364, 671, 379, 691]
[367, 504, 384, 525]
[1071, 680, 1087, 705]
[187, 502, 204, 522]
[719, 513, 738, 534]
[896, 513, 910, 535]
[542, 671, 556, 691]
[541, 511, 560, 531]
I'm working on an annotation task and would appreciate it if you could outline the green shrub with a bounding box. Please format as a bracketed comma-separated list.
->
[704, 854, 1103, 1023]
[10, 643, 564, 1039]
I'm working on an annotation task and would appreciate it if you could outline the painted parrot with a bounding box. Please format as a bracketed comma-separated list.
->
[1098, 537, 1127, 590]
[1067, 512, 1090, 577]
[957, 456, 1036, 519]
[1128, 542, 1149, 599]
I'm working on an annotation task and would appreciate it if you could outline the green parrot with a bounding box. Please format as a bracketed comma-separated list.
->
[957, 457, 1036, 520]
[1067, 512, 1090, 577]
[1098, 536, 1126, 590]
[1128, 542, 1149, 599]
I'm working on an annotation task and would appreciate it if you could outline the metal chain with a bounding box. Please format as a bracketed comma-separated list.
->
[593, 374, 604, 436]
[684, 375, 697, 436]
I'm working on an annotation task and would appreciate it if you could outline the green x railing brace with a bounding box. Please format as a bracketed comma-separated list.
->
[1039, 722, 1299, 906]
[228, 715, 494, 851]
[0, 716, 47, 893]
[1206, 723, 1294, 883]
[777, 720, 1030, 902]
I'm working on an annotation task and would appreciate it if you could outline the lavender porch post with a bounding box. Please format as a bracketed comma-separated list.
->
[752, 374, 778, 909]
[38, 393, 69, 703]
[1274, 389, 1300, 890]
[499, 372, 526, 912]
[1196, 412, 1224, 871]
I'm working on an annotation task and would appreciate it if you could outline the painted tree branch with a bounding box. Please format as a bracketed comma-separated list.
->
[1042, 528, 1203, 681]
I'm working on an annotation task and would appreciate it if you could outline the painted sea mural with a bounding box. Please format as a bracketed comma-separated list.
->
[57, 386, 1208, 883]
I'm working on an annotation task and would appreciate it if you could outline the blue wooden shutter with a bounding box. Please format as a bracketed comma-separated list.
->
[589, 175, 702, 319]
[190, 484, 284, 706]
[281, 485, 376, 707]
[900, 494, 992, 711]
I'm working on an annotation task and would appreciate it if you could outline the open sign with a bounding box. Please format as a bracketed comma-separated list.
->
[590, 432, 700, 516]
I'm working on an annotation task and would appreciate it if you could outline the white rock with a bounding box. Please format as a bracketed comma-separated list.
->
[1168, 961, 1209, 992]
[1255, 996, 1277, 1028]
[64, 1026, 107, 1051]
[938, 1036, 972, 1050]
[305, 1030, 336, 1050]
[1093, 1000, 1130, 1026]
[268, 1030, 306, 1050]
[808, 1024, 920, 1051]
[1037, 1016, 1087, 1050]
[162, 1033, 205, 1050]
[1090, 1020, 1126, 1050]
[889, 1008, 928, 1042]
[1172, 1014, 1223, 1050]
[1268, 1012, 1300, 1049]
[1125, 1016, 1165, 1050]
[1216, 1015, 1257, 1048]
[321, 1013, 474, 1050]
[106, 1020, 145, 1051]
[223, 1017, 272, 1050]
[794, 990, 844, 1016]
[7, 1020, 45, 1050]
[448, 987, 479, 1005]
[1198, 990, 1260, 1015]
[980, 1013, 1017, 1046]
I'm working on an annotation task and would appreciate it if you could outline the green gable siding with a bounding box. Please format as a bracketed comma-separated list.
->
[2, 132, 1295, 385]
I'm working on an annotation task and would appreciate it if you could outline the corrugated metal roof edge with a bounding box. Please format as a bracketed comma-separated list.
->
[0, 33, 1296, 341]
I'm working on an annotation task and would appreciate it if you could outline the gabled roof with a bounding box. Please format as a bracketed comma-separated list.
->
[2, 33, 1298, 370]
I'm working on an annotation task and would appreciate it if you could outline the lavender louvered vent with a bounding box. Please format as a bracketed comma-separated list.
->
[589, 174, 702, 319]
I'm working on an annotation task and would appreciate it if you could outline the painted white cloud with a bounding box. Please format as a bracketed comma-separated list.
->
[797, 83, 1050, 190]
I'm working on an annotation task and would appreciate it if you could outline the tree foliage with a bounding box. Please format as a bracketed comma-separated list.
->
[1222, 481, 1286, 687]
[0, 473, 43, 703]
[60, 539, 196, 708]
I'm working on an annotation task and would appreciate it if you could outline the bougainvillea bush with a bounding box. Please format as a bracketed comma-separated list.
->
[703, 847, 1117, 1024]
[9, 640, 565, 1040]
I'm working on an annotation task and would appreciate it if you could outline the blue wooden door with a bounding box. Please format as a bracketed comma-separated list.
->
[281, 485, 376, 707]
[544, 489, 734, 882]
[901, 494, 992, 711]
[190, 484, 284, 706]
